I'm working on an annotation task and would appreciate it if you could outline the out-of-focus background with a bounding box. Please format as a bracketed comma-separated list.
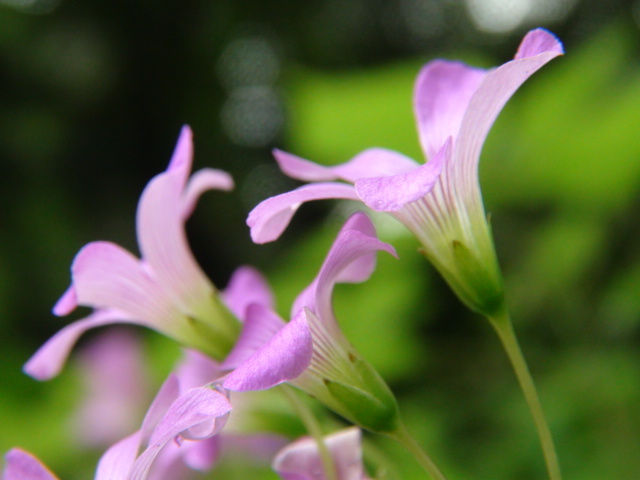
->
[1, 0, 639, 479]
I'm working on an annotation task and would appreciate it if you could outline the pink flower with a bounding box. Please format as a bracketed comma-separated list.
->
[247, 29, 563, 315]
[224, 212, 401, 433]
[25, 126, 241, 381]
[272, 427, 372, 480]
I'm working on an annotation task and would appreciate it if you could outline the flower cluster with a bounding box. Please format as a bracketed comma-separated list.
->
[3, 28, 563, 480]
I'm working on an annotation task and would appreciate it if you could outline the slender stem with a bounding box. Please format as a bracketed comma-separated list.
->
[389, 424, 449, 480]
[489, 309, 562, 480]
[280, 385, 338, 480]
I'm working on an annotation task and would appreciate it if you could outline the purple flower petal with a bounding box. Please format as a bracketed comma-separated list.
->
[272, 427, 367, 480]
[180, 168, 234, 221]
[131, 386, 232, 480]
[291, 212, 384, 317]
[222, 303, 286, 370]
[221, 266, 274, 320]
[95, 431, 142, 480]
[515, 28, 564, 59]
[71, 241, 162, 321]
[355, 139, 450, 211]
[414, 60, 486, 161]
[453, 29, 563, 185]
[247, 183, 360, 244]
[175, 350, 224, 392]
[51, 286, 77, 316]
[274, 148, 418, 183]
[223, 309, 313, 391]
[23, 309, 131, 381]
[311, 216, 397, 324]
[2, 449, 58, 480]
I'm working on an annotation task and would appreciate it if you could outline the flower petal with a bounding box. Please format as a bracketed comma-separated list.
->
[95, 431, 142, 480]
[52, 286, 77, 316]
[454, 28, 563, 182]
[221, 266, 274, 320]
[222, 303, 286, 370]
[180, 168, 234, 221]
[174, 350, 224, 392]
[2, 449, 58, 480]
[223, 309, 313, 391]
[274, 148, 419, 183]
[247, 183, 360, 244]
[354, 139, 450, 212]
[272, 427, 366, 480]
[70, 241, 162, 323]
[414, 60, 487, 161]
[23, 309, 132, 381]
[291, 212, 383, 317]
[136, 130, 217, 317]
[311, 216, 397, 324]
[130, 386, 232, 480]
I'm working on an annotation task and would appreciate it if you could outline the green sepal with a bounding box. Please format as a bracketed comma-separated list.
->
[324, 357, 400, 433]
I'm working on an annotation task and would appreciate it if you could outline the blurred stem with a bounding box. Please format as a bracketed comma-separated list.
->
[280, 385, 337, 480]
[489, 309, 562, 480]
[388, 424, 449, 480]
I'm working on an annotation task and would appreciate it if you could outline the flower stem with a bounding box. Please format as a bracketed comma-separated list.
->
[488, 309, 562, 480]
[280, 385, 338, 480]
[388, 424, 449, 480]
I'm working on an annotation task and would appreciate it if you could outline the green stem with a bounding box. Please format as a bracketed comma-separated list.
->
[489, 309, 562, 480]
[388, 424, 449, 480]
[280, 385, 338, 480]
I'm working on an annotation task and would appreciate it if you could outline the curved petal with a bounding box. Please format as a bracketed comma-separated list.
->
[272, 427, 366, 480]
[247, 183, 360, 244]
[181, 436, 221, 472]
[130, 386, 232, 480]
[222, 304, 286, 370]
[221, 266, 274, 320]
[175, 350, 224, 392]
[454, 29, 563, 180]
[355, 139, 450, 212]
[2, 449, 59, 480]
[52, 286, 77, 316]
[23, 309, 132, 381]
[136, 161, 215, 316]
[291, 212, 381, 317]
[312, 220, 397, 324]
[181, 168, 234, 220]
[223, 309, 313, 391]
[71, 241, 162, 323]
[165, 125, 194, 186]
[95, 431, 142, 480]
[275, 148, 419, 183]
[414, 60, 487, 161]
[140, 374, 181, 441]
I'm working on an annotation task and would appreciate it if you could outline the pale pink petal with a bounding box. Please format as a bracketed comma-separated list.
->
[247, 183, 360, 244]
[181, 168, 234, 221]
[355, 138, 450, 211]
[291, 213, 383, 317]
[23, 309, 132, 381]
[221, 266, 274, 320]
[73, 328, 147, 446]
[273, 427, 366, 480]
[454, 29, 563, 180]
[223, 309, 313, 391]
[51, 286, 77, 316]
[175, 350, 224, 391]
[312, 217, 397, 323]
[165, 125, 194, 185]
[131, 386, 232, 480]
[181, 437, 221, 471]
[136, 158, 215, 316]
[2, 449, 58, 480]
[140, 374, 181, 441]
[274, 148, 418, 183]
[95, 431, 142, 480]
[414, 60, 487, 161]
[70, 241, 162, 322]
[222, 304, 286, 370]
[515, 28, 564, 59]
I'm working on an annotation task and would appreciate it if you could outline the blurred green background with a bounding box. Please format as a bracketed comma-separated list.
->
[1, 0, 640, 479]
